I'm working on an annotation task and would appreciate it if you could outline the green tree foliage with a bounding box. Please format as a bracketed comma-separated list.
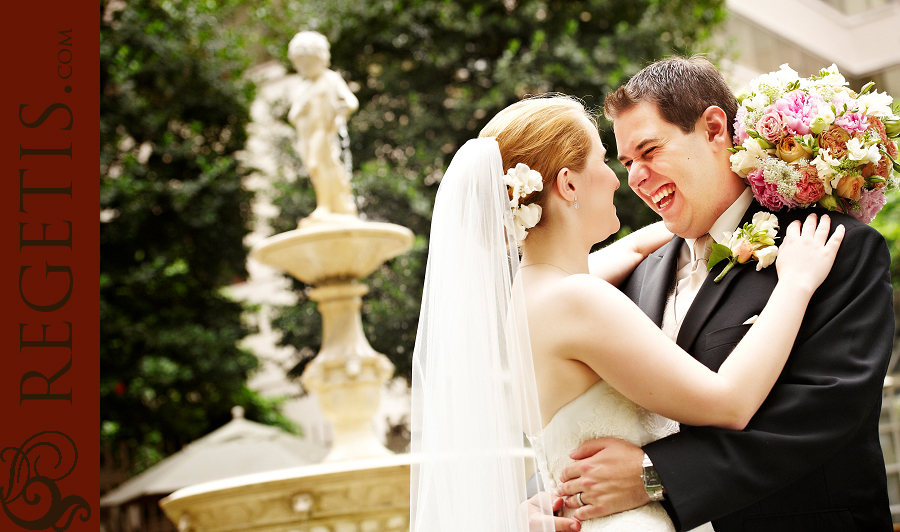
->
[100, 0, 292, 474]
[251, 0, 728, 383]
[871, 190, 900, 354]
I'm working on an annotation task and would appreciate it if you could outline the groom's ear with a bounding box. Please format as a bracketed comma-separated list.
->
[555, 167, 577, 202]
[699, 106, 730, 147]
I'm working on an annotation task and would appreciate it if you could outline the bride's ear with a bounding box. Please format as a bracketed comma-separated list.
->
[555, 168, 577, 203]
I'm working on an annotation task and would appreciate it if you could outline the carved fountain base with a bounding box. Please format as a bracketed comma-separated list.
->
[160, 455, 412, 532]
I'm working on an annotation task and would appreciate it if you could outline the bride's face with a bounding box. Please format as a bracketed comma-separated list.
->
[578, 125, 621, 241]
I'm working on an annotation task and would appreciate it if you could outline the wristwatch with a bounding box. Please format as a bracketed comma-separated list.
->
[641, 453, 666, 502]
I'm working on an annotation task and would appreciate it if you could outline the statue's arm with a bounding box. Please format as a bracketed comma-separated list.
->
[329, 70, 359, 118]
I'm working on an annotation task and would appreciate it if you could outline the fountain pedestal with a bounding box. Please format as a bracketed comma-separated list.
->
[249, 219, 413, 462]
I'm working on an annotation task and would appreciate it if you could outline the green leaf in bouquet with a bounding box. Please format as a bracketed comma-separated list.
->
[884, 148, 900, 174]
[747, 129, 774, 149]
[885, 118, 900, 139]
[858, 81, 875, 97]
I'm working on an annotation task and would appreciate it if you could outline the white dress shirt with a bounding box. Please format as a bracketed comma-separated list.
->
[661, 187, 753, 341]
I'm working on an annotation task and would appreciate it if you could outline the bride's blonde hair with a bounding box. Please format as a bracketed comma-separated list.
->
[479, 95, 597, 215]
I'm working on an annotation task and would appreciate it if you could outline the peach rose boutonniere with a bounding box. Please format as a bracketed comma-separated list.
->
[708, 212, 780, 282]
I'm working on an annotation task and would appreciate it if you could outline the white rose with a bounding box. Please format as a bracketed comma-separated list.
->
[745, 136, 772, 158]
[754, 245, 778, 270]
[846, 137, 881, 164]
[732, 136, 774, 176]
[730, 150, 757, 177]
[751, 212, 779, 237]
[774, 63, 801, 87]
[857, 91, 894, 118]
[748, 91, 771, 110]
[812, 150, 837, 192]
[818, 64, 848, 87]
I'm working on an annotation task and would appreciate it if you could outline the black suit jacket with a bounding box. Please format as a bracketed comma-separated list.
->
[621, 201, 894, 532]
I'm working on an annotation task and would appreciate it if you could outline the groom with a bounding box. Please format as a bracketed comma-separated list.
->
[554, 57, 894, 531]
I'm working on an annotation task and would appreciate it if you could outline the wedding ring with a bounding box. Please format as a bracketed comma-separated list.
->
[576, 492, 585, 507]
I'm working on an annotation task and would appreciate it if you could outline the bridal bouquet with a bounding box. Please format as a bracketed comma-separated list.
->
[730, 64, 900, 223]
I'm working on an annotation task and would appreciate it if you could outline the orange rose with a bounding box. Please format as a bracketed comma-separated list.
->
[862, 157, 891, 186]
[835, 174, 864, 201]
[818, 125, 851, 159]
[777, 135, 809, 163]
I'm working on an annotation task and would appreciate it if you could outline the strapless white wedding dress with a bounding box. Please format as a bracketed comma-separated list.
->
[529, 380, 714, 532]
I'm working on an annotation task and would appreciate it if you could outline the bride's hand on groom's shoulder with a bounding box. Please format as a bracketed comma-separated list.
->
[556, 437, 649, 520]
[775, 213, 844, 296]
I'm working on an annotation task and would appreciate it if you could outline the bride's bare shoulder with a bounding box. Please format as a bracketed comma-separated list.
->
[527, 274, 633, 320]
[526, 274, 649, 360]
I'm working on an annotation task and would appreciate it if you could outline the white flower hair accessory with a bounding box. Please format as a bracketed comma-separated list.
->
[503, 163, 544, 240]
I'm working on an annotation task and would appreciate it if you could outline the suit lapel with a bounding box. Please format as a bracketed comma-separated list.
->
[638, 237, 682, 327]
[675, 201, 767, 351]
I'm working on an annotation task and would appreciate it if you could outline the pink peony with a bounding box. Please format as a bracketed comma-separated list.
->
[757, 109, 787, 143]
[830, 91, 858, 114]
[774, 90, 824, 136]
[850, 187, 887, 224]
[833, 112, 869, 134]
[747, 168, 796, 211]
[733, 106, 749, 145]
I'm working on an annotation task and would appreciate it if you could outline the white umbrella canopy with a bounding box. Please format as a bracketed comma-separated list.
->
[100, 406, 327, 507]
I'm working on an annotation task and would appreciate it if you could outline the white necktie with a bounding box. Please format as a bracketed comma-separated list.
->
[674, 234, 711, 327]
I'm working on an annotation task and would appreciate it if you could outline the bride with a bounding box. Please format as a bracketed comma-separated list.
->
[409, 95, 843, 532]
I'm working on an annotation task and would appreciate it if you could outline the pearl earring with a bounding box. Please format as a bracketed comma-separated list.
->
[574, 195, 579, 209]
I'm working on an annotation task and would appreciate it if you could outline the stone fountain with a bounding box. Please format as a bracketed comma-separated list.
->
[160, 31, 415, 532]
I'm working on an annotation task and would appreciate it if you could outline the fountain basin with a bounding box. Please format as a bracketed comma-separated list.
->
[250, 221, 414, 285]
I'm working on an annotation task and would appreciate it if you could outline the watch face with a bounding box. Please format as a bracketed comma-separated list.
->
[643, 469, 663, 488]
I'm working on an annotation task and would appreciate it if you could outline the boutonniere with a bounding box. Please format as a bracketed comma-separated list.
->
[707, 212, 780, 282]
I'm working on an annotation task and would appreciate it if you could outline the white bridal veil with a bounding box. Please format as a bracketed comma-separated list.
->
[410, 138, 551, 531]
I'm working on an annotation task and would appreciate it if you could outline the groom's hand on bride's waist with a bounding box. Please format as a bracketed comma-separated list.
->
[556, 437, 649, 520]
[523, 492, 581, 532]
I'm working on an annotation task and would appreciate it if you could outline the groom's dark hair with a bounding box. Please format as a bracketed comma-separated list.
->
[604, 55, 739, 141]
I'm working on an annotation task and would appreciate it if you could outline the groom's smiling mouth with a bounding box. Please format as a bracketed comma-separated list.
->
[650, 184, 676, 210]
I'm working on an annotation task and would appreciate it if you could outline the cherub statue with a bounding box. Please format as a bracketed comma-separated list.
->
[287, 30, 359, 221]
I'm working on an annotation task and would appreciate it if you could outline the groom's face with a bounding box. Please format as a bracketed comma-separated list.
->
[614, 101, 724, 239]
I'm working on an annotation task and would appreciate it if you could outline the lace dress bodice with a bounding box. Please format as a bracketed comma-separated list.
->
[529, 380, 682, 532]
